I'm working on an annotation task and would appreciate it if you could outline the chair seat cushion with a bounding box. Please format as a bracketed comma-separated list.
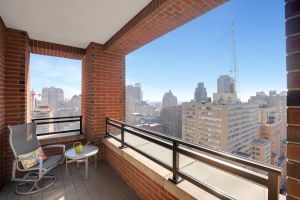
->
[18, 147, 47, 169]
[42, 155, 64, 169]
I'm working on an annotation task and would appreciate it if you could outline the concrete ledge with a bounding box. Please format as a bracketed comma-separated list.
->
[39, 133, 86, 145]
[103, 136, 287, 200]
[103, 137, 217, 200]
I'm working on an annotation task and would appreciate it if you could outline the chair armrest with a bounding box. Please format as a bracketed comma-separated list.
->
[42, 144, 66, 153]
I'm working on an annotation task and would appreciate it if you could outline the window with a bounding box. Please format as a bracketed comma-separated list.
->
[30, 54, 82, 137]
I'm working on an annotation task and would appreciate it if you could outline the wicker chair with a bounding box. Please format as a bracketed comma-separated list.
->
[8, 123, 65, 194]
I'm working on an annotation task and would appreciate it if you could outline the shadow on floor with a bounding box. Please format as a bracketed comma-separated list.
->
[0, 161, 140, 200]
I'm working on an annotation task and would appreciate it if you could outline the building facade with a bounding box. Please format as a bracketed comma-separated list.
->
[41, 87, 64, 109]
[251, 139, 271, 164]
[182, 102, 259, 155]
[31, 105, 54, 134]
[217, 75, 235, 93]
[159, 106, 182, 138]
[126, 83, 143, 102]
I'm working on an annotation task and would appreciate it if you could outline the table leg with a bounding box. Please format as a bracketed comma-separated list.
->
[66, 158, 69, 178]
[85, 158, 88, 180]
[95, 154, 97, 169]
[77, 161, 79, 169]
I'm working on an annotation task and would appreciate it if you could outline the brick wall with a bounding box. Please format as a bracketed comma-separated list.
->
[105, 0, 228, 55]
[30, 39, 85, 60]
[82, 43, 125, 139]
[3, 28, 30, 181]
[0, 17, 6, 189]
[286, 0, 300, 199]
[105, 146, 178, 200]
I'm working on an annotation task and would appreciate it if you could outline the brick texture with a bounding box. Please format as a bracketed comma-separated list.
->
[287, 178, 300, 198]
[3, 28, 30, 181]
[287, 125, 300, 143]
[105, 0, 228, 55]
[30, 39, 85, 60]
[287, 72, 300, 89]
[286, 0, 300, 198]
[105, 146, 178, 200]
[82, 43, 125, 139]
[0, 17, 6, 189]
[287, 53, 300, 71]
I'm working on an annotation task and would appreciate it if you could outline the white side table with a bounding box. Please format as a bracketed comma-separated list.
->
[64, 145, 98, 180]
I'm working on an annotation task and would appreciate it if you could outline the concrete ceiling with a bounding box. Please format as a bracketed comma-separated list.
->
[0, 0, 152, 48]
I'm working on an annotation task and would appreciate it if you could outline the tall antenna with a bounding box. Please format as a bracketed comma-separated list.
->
[229, 22, 240, 99]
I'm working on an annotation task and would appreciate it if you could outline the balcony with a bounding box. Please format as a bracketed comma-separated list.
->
[0, 0, 298, 200]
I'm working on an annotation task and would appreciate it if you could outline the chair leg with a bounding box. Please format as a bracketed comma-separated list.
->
[15, 174, 56, 195]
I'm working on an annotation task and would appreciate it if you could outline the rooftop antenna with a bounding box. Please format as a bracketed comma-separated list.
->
[229, 22, 240, 100]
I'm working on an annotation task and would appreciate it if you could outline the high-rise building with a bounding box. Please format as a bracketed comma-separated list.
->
[162, 90, 178, 109]
[159, 106, 182, 138]
[31, 105, 54, 134]
[194, 82, 208, 102]
[251, 139, 271, 164]
[182, 102, 258, 155]
[217, 75, 235, 93]
[41, 87, 64, 109]
[126, 83, 143, 102]
[70, 94, 81, 113]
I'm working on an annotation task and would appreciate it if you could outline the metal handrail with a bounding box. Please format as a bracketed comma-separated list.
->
[106, 117, 282, 200]
[32, 115, 82, 136]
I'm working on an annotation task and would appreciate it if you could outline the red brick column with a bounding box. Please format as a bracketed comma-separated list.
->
[286, 0, 300, 199]
[0, 18, 6, 188]
[82, 43, 125, 139]
[3, 28, 30, 180]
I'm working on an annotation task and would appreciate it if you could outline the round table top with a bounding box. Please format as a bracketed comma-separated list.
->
[64, 145, 98, 160]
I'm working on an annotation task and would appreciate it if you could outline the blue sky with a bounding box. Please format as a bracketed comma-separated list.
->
[126, 0, 286, 102]
[30, 54, 82, 99]
[30, 0, 285, 102]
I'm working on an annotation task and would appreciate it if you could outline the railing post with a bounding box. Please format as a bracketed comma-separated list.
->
[169, 141, 181, 183]
[104, 117, 109, 138]
[119, 124, 126, 149]
[268, 172, 279, 200]
[79, 116, 82, 134]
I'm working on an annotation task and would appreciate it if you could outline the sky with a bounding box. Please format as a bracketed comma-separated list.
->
[126, 0, 286, 102]
[30, 54, 82, 99]
[30, 0, 285, 102]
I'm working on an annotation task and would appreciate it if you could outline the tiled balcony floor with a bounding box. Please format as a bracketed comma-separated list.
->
[0, 161, 140, 200]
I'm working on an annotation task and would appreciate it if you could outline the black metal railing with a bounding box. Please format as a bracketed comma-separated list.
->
[32, 115, 82, 136]
[105, 117, 282, 200]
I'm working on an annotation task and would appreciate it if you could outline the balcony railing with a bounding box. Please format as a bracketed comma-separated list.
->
[32, 115, 82, 136]
[106, 117, 282, 200]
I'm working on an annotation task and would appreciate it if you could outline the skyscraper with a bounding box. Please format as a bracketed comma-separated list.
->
[194, 82, 208, 102]
[126, 83, 143, 102]
[217, 75, 235, 93]
[162, 90, 178, 109]
[41, 87, 64, 109]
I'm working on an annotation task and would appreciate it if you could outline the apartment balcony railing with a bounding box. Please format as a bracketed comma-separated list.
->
[106, 118, 282, 200]
[32, 115, 82, 136]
